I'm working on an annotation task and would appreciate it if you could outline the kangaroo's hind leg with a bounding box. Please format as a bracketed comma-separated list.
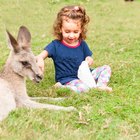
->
[30, 97, 66, 101]
[18, 98, 76, 112]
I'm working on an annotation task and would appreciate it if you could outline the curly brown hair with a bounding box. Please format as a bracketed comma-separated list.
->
[53, 5, 90, 41]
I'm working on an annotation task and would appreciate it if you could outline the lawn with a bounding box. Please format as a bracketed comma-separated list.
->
[0, 0, 140, 140]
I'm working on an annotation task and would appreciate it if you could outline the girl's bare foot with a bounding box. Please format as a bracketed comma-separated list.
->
[97, 86, 112, 92]
[54, 82, 63, 88]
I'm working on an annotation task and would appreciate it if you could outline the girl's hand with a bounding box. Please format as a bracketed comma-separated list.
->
[36, 56, 45, 73]
[36, 50, 49, 73]
[85, 56, 93, 66]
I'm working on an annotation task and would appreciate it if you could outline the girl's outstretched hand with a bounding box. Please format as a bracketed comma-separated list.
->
[36, 56, 45, 73]
[36, 50, 49, 73]
[85, 56, 93, 66]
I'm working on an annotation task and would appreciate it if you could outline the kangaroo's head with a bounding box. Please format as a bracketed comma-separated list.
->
[6, 26, 43, 83]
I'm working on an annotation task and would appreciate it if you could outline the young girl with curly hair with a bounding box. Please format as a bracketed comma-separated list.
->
[37, 5, 112, 93]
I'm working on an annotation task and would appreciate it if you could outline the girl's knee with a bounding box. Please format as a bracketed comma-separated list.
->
[103, 65, 111, 69]
[103, 65, 111, 74]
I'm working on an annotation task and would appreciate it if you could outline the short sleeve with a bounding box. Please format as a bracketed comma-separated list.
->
[82, 41, 93, 58]
[44, 40, 56, 58]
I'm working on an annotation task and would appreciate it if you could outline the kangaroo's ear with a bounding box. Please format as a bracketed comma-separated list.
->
[17, 26, 31, 49]
[6, 30, 20, 53]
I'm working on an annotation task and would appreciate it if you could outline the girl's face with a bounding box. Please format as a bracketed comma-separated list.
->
[61, 19, 82, 46]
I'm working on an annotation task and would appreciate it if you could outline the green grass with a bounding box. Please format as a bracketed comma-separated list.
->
[0, 0, 140, 139]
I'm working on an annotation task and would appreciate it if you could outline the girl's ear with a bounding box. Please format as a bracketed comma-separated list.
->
[80, 28, 82, 33]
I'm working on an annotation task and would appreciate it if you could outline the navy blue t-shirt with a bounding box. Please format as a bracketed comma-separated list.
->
[44, 40, 92, 84]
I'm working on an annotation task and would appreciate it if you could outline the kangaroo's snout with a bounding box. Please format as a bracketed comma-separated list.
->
[34, 74, 43, 83]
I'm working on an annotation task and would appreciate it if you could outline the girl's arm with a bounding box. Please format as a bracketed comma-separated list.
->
[85, 56, 93, 66]
[37, 50, 49, 73]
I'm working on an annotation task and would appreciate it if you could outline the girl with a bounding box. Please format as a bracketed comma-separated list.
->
[37, 5, 112, 93]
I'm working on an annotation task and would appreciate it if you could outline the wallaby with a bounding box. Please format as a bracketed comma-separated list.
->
[0, 26, 76, 121]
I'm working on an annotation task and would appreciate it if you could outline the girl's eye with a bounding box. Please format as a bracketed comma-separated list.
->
[21, 61, 30, 67]
[65, 31, 70, 33]
[74, 31, 79, 33]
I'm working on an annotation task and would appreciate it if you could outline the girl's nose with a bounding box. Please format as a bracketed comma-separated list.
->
[69, 33, 74, 38]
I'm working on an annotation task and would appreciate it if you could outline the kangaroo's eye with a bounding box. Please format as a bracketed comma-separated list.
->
[21, 61, 30, 67]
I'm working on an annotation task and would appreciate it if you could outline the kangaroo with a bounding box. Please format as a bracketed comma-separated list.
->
[0, 26, 76, 121]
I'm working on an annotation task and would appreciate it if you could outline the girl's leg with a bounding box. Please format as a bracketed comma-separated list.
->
[65, 79, 89, 93]
[91, 65, 112, 92]
[54, 79, 88, 93]
[54, 80, 89, 93]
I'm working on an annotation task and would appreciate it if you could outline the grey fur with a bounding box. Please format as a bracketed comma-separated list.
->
[0, 26, 76, 121]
